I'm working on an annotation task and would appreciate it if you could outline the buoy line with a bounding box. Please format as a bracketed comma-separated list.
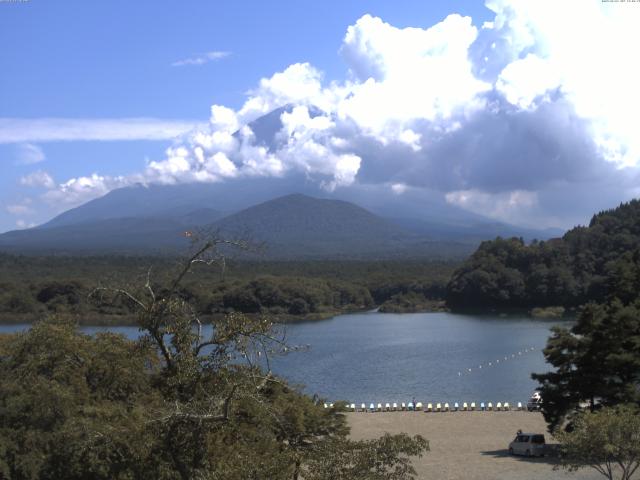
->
[457, 346, 538, 377]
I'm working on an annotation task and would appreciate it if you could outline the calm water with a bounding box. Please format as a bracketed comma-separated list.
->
[1, 312, 567, 405]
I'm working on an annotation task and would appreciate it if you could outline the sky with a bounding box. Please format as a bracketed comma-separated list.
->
[1, 0, 640, 233]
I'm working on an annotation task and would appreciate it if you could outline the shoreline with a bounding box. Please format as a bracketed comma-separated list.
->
[0, 306, 573, 328]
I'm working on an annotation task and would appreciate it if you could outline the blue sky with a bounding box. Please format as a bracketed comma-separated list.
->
[1, 0, 492, 117]
[1, 0, 639, 233]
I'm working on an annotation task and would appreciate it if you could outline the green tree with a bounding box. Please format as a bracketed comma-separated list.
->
[304, 433, 429, 480]
[0, 238, 428, 479]
[556, 405, 640, 480]
[446, 200, 640, 310]
[0, 318, 160, 480]
[532, 300, 640, 430]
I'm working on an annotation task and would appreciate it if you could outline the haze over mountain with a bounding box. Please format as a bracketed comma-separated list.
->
[0, 187, 561, 258]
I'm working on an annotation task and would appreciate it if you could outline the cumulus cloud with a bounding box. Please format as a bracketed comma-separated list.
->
[24, 1, 640, 227]
[0, 118, 201, 143]
[445, 189, 538, 225]
[172, 51, 231, 67]
[20, 170, 55, 189]
[338, 13, 490, 138]
[42, 174, 129, 208]
[475, 0, 640, 167]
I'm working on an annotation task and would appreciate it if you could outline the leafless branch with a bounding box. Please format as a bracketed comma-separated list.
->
[145, 266, 156, 302]
[90, 286, 147, 310]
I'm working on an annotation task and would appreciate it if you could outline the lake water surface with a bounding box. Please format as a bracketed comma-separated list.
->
[1, 312, 567, 405]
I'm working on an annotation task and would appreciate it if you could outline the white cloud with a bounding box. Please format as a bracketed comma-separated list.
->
[391, 183, 408, 195]
[15, 143, 46, 164]
[172, 51, 231, 67]
[20, 170, 55, 189]
[480, 0, 640, 167]
[41, 173, 128, 207]
[0, 118, 201, 143]
[238, 63, 327, 122]
[445, 189, 538, 224]
[18, 4, 640, 228]
[496, 54, 561, 110]
[335, 14, 491, 144]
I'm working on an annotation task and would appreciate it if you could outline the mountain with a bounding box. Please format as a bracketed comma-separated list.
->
[211, 193, 472, 259]
[30, 179, 561, 247]
[389, 217, 564, 243]
[21, 103, 565, 249]
[0, 181, 564, 258]
[0, 194, 477, 258]
[40, 183, 229, 230]
[0, 217, 192, 254]
[0, 105, 565, 257]
[234, 104, 325, 152]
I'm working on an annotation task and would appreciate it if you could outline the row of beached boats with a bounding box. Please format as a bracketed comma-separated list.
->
[324, 391, 545, 413]
[324, 401, 529, 412]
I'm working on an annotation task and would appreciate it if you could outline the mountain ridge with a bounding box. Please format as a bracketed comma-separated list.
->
[0, 191, 564, 258]
[0, 193, 484, 258]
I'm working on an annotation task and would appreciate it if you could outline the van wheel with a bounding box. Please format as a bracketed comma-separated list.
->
[508, 448, 513, 455]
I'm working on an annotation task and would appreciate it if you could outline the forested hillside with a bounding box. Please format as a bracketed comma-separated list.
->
[0, 255, 455, 324]
[446, 200, 640, 309]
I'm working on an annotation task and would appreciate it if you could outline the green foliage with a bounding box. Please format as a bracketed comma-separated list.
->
[556, 405, 640, 480]
[532, 300, 640, 431]
[304, 433, 429, 480]
[0, 254, 458, 323]
[378, 292, 445, 313]
[447, 200, 640, 309]
[221, 276, 373, 315]
[0, 242, 429, 479]
[0, 319, 160, 480]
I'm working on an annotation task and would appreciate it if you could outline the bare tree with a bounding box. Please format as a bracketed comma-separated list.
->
[91, 233, 283, 425]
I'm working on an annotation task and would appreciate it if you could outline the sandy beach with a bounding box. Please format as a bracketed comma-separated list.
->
[347, 411, 602, 480]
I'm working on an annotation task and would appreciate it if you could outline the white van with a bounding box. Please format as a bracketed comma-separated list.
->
[508, 433, 546, 457]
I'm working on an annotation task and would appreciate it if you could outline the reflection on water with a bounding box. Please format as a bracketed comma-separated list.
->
[1, 312, 568, 404]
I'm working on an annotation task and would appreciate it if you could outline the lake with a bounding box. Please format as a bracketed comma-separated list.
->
[1, 311, 566, 406]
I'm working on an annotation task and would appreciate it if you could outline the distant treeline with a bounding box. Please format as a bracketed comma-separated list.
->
[447, 199, 640, 309]
[0, 255, 456, 324]
[6, 199, 640, 323]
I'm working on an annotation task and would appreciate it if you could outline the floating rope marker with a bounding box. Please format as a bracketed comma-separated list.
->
[453, 345, 542, 380]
